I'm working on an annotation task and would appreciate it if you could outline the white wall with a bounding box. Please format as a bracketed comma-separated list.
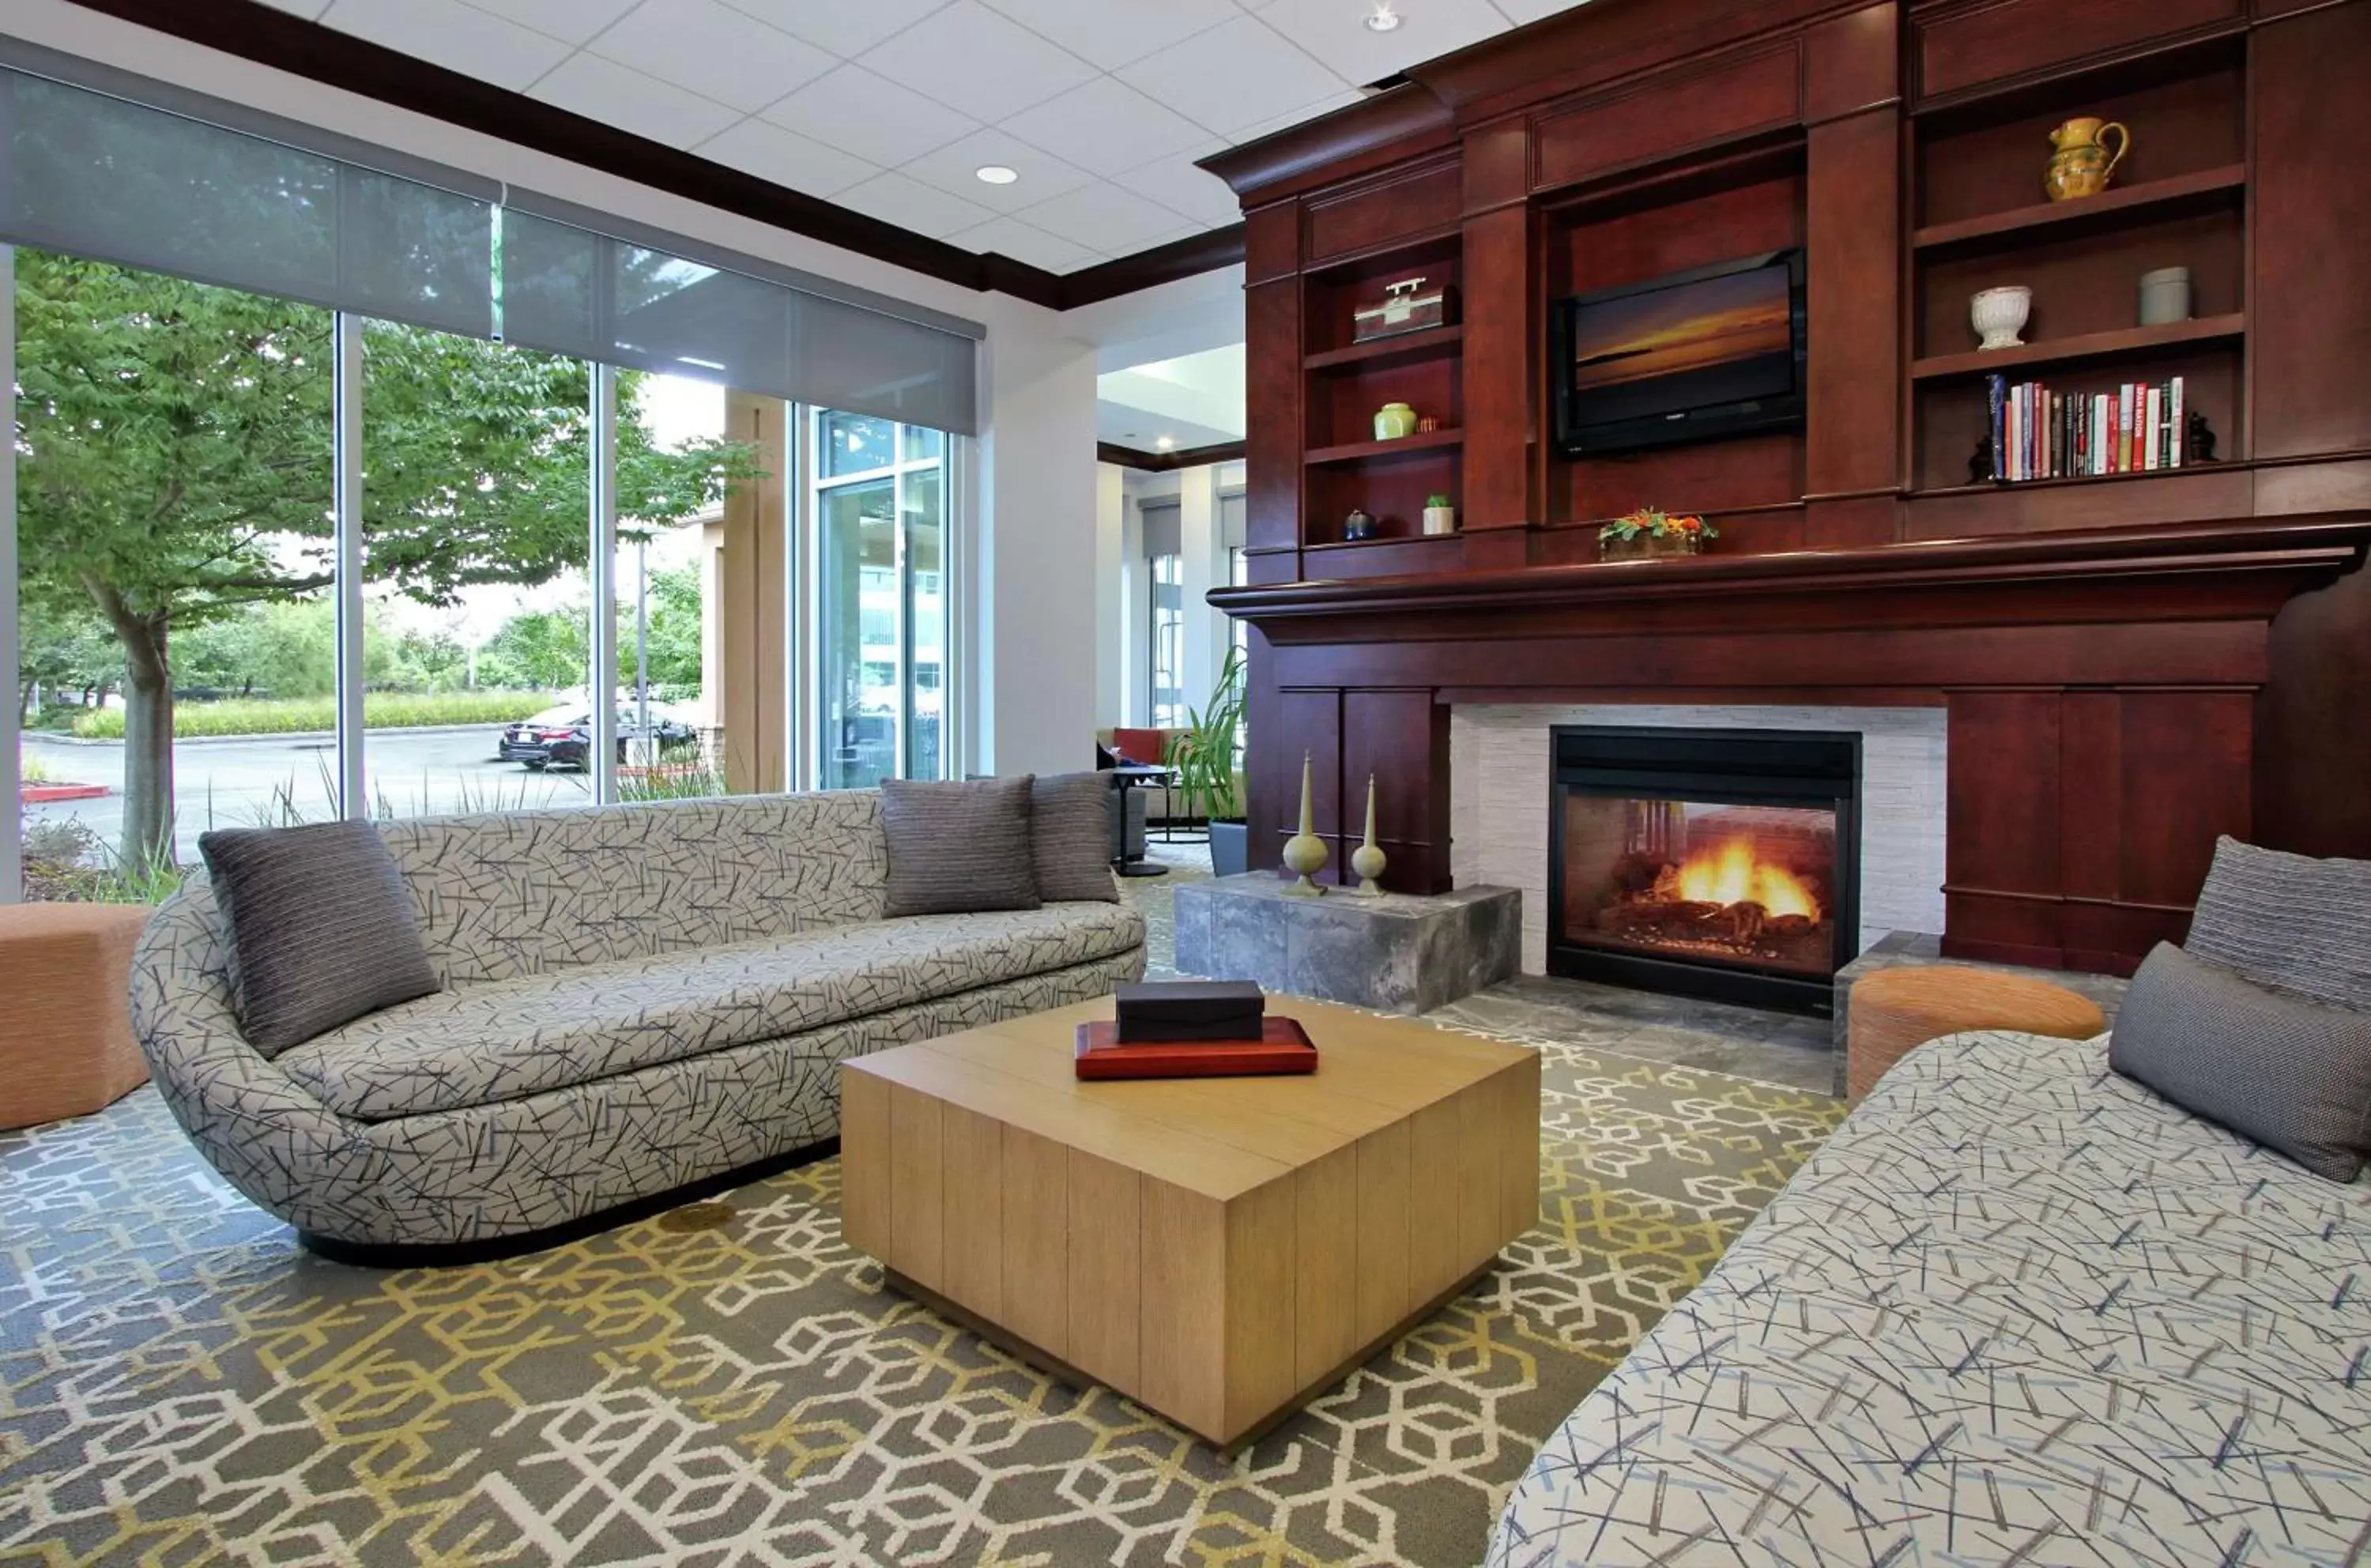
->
[4, 0, 1173, 788]
[1092, 465, 1126, 729]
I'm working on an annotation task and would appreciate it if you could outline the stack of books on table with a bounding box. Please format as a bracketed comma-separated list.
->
[1988, 374, 2186, 481]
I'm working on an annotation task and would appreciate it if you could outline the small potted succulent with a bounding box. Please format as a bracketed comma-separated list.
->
[1598, 507, 1714, 561]
[1421, 493, 1457, 535]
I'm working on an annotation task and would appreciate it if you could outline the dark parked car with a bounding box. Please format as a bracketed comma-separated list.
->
[498, 705, 699, 771]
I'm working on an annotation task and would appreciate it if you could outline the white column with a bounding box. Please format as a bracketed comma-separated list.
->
[332, 314, 367, 818]
[589, 364, 620, 804]
[0, 246, 18, 900]
[974, 317, 1099, 777]
[1092, 463, 1126, 729]
[1177, 463, 1221, 717]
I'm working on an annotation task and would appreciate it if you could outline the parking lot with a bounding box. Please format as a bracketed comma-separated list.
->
[21, 726, 594, 863]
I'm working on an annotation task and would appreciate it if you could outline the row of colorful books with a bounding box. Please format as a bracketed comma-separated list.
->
[1987, 374, 2186, 481]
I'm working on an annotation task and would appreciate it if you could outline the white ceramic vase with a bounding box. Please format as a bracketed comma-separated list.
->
[1970, 285, 2032, 351]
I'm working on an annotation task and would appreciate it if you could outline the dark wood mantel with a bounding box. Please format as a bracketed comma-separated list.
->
[1212, 517, 2371, 975]
[1204, 0, 2371, 978]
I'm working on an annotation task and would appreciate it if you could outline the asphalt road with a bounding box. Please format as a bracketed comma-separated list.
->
[21, 725, 594, 863]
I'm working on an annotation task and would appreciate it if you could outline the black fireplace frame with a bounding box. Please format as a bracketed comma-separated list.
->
[1547, 726, 1862, 1016]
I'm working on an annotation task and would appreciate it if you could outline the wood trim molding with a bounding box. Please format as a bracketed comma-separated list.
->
[1098, 440, 1248, 473]
[1199, 84, 1456, 202]
[55, 0, 1242, 309]
[1212, 518, 2371, 635]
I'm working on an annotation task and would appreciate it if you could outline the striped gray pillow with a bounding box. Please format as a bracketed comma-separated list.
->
[879, 776, 1042, 917]
[199, 819, 439, 1057]
[1033, 772, 1120, 903]
[2110, 941, 2371, 1182]
[2187, 837, 2371, 1010]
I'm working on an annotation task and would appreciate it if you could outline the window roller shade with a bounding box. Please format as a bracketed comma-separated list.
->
[0, 68, 495, 339]
[502, 211, 977, 434]
[0, 60, 980, 435]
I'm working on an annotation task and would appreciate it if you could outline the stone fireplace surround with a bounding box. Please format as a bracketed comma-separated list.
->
[1451, 706, 1947, 977]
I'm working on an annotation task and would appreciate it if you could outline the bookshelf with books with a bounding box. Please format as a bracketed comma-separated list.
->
[1908, 36, 2250, 500]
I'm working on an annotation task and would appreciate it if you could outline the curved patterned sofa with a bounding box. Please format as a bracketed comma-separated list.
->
[130, 792, 1144, 1255]
[1491, 1029, 2371, 1566]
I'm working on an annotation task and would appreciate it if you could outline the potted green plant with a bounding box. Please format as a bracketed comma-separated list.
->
[1422, 493, 1457, 535]
[1167, 646, 1249, 876]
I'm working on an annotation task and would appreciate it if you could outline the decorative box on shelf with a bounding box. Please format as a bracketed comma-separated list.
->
[1352, 276, 1458, 344]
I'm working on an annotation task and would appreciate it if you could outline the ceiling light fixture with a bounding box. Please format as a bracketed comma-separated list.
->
[974, 164, 1019, 185]
[1364, 2, 1402, 32]
[1155, 435, 1176, 450]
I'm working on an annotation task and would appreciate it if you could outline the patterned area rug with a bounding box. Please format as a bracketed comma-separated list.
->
[0, 861, 1843, 1566]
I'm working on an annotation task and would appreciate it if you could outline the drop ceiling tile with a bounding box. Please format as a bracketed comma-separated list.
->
[1016, 179, 1195, 252]
[853, 1, 1097, 123]
[949, 215, 1103, 271]
[759, 64, 978, 168]
[1228, 86, 1363, 144]
[835, 171, 998, 237]
[1121, 141, 1249, 229]
[1258, 0, 1506, 85]
[529, 53, 744, 146]
[587, 0, 833, 112]
[459, 0, 640, 43]
[1491, 0, 1591, 22]
[319, 0, 574, 91]
[1002, 76, 1208, 179]
[977, 0, 1242, 72]
[901, 128, 1094, 213]
[697, 119, 879, 195]
[1115, 13, 1348, 138]
[722, 0, 953, 58]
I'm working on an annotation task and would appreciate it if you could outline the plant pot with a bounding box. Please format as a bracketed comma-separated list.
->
[1208, 820, 1250, 878]
[1422, 505, 1457, 536]
[1598, 531, 1705, 562]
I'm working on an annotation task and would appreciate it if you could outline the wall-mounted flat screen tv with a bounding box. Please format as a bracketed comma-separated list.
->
[1550, 249, 1806, 456]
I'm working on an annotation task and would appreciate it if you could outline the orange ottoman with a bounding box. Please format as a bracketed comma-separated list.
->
[0, 903, 155, 1131]
[1846, 965, 2105, 1104]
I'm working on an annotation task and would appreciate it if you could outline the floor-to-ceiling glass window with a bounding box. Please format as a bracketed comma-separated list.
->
[14, 250, 336, 897]
[812, 410, 947, 790]
[1149, 552, 1186, 729]
[617, 375, 737, 799]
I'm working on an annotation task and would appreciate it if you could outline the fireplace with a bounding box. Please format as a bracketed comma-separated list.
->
[1549, 726, 1860, 1016]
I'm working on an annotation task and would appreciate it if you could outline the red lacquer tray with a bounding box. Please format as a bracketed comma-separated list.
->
[1074, 1016, 1317, 1080]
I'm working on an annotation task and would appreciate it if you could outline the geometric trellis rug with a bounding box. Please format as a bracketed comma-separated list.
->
[0, 1035, 1841, 1567]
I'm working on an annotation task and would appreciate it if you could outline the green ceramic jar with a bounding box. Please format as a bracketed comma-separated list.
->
[1373, 401, 1417, 440]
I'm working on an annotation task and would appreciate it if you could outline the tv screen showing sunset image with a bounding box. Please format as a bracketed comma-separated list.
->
[1563, 260, 1796, 428]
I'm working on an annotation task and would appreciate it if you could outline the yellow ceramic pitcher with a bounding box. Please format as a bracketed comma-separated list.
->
[2045, 116, 2129, 202]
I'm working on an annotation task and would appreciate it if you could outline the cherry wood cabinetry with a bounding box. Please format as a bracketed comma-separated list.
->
[1201, 0, 2371, 971]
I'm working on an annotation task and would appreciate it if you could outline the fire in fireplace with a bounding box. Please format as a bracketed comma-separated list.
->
[1550, 728, 1860, 1015]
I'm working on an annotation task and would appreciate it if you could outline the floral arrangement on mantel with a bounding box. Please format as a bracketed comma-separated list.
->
[1598, 507, 1716, 560]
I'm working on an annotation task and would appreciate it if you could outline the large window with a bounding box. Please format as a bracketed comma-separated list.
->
[16, 251, 337, 897]
[2, 55, 982, 903]
[812, 411, 947, 790]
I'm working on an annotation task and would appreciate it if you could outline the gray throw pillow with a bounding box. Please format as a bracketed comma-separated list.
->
[2109, 941, 2371, 1182]
[1033, 772, 1120, 903]
[198, 819, 439, 1057]
[879, 775, 1042, 917]
[2186, 836, 2371, 1010]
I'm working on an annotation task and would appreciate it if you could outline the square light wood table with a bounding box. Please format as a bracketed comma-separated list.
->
[839, 995, 1540, 1450]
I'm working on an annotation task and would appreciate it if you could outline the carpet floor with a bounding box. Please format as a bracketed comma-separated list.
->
[0, 854, 1844, 1568]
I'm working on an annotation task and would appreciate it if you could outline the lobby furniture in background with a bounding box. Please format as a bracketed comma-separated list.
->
[842, 993, 1540, 1451]
[1845, 965, 2104, 1102]
[1104, 763, 1171, 878]
[0, 903, 153, 1132]
[130, 792, 1146, 1257]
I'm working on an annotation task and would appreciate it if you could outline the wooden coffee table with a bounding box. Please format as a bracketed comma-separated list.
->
[839, 995, 1540, 1449]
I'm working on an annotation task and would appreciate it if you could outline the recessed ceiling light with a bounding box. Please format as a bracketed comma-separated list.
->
[1155, 435, 1176, 450]
[1363, 2, 1401, 32]
[974, 164, 1019, 185]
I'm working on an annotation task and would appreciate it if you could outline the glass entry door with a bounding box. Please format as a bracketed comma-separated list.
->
[812, 412, 946, 790]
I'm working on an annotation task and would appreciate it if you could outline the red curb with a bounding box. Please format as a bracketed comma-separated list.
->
[21, 785, 110, 803]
